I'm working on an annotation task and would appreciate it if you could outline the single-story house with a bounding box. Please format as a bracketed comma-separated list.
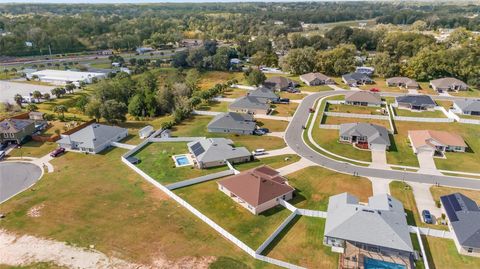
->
[218, 166, 294, 215]
[263, 76, 297, 91]
[345, 91, 382, 107]
[228, 96, 270, 115]
[27, 69, 106, 86]
[395, 95, 436, 111]
[138, 125, 154, 139]
[339, 123, 390, 151]
[324, 193, 414, 268]
[408, 130, 467, 156]
[453, 99, 480, 116]
[342, 72, 374, 87]
[386, 77, 420, 90]
[57, 123, 128, 154]
[187, 138, 251, 169]
[247, 87, 279, 102]
[207, 112, 256, 135]
[355, 66, 375, 76]
[299, 72, 334, 86]
[440, 193, 480, 256]
[0, 119, 36, 144]
[430, 77, 468, 93]
[28, 111, 44, 121]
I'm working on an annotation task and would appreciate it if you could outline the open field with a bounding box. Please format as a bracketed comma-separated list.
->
[133, 142, 228, 184]
[424, 236, 480, 269]
[322, 115, 391, 129]
[326, 103, 387, 115]
[392, 107, 446, 118]
[264, 216, 339, 268]
[170, 115, 286, 151]
[430, 186, 480, 204]
[0, 148, 268, 268]
[174, 180, 292, 249]
[234, 154, 300, 171]
[196, 100, 229, 112]
[256, 119, 289, 132]
[7, 141, 58, 158]
[358, 79, 408, 93]
[286, 166, 373, 211]
[271, 103, 298, 117]
[389, 181, 448, 230]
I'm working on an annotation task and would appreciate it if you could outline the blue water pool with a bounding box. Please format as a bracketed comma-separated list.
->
[174, 155, 189, 166]
[364, 257, 406, 269]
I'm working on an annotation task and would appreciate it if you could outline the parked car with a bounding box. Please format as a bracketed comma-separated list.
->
[50, 147, 65, 157]
[422, 210, 433, 224]
[0, 150, 5, 160]
[252, 148, 266, 156]
[370, 88, 380, 92]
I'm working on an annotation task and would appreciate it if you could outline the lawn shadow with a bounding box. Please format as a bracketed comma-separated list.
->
[261, 215, 301, 255]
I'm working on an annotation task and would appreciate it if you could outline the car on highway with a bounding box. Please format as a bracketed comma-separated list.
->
[422, 210, 433, 224]
[50, 147, 65, 157]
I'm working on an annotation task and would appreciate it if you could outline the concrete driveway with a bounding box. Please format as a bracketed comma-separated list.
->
[416, 152, 442, 175]
[0, 162, 43, 203]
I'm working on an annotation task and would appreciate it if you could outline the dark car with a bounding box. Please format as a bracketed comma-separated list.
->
[50, 147, 65, 157]
[422, 210, 433, 224]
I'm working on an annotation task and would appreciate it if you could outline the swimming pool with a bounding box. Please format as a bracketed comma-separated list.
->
[172, 154, 193, 167]
[364, 257, 406, 269]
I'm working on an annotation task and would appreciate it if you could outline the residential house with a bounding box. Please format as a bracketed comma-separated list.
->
[345, 91, 382, 107]
[395, 95, 437, 111]
[187, 138, 251, 168]
[299, 72, 334, 86]
[0, 119, 36, 144]
[229, 96, 270, 115]
[57, 123, 128, 154]
[247, 87, 279, 102]
[342, 72, 374, 87]
[263, 76, 297, 91]
[386, 77, 420, 90]
[324, 193, 414, 269]
[218, 166, 294, 215]
[355, 66, 375, 76]
[339, 123, 390, 151]
[453, 99, 480, 116]
[430, 77, 468, 93]
[440, 193, 480, 256]
[408, 130, 467, 156]
[207, 112, 256, 135]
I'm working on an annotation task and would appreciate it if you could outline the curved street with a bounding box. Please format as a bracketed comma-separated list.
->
[284, 90, 480, 190]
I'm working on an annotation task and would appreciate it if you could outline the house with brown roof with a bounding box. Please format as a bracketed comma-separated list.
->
[345, 91, 382, 107]
[386, 77, 419, 90]
[430, 77, 468, 93]
[217, 166, 295, 215]
[408, 130, 467, 156]
[0, 119, 36, 144]
[299, 72, 334, 86]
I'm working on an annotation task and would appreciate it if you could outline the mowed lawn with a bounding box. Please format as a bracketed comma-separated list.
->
[326, 103, 387, 115]
[286, 166, 373, 211]
[424, 236, 480, 269]
[173, 180, 292, 249]
[8, 141, 58, 158]
[264, 216, 339, 268]
[392, 107, 446, 118]
[430, 186, 480, 204]
[0, 148, 267, 268]
[388, 121, 480, 172]
[389, 181, 448, 230]
[322, 115, 391, 129]
[133, 142, 228, 184]
[234, 154, 300, 171]
[171, 115, 286, 151]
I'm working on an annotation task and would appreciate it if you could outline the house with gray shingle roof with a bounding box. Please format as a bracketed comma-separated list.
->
[453, 99, 480, 116]
[430, 77, 468, 93]
[187, 138, 251, 168]
[299, 72, 334, 86]
[57, 123, 128, 154]
[228, 96, 270, 115]
[207, 112, 256, 135]
[342, 72, 374, 87]
[440, 193, 480, 256]
[0, 119, 36, 144]
[324, 193, 414, 263]
[247, 87, 279, 102]
[339, 123, 390, 151]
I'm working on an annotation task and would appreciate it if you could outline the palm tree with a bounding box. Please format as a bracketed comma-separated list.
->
[14, 94, 23, 107]
[53, 105, 68, 119]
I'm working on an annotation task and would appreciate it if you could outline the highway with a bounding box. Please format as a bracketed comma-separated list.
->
[284, 90, 480, 190]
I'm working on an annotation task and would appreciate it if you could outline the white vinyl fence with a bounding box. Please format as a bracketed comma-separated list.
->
[166, 169, 235, 190]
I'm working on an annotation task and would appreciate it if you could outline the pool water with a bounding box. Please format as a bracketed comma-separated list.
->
[175, 155, 189, 166]
[364, 257, 406, 269]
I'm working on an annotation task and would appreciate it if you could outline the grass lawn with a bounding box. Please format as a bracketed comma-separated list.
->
[256, 119, 289, 132]
[171, 115, 286, 151]
[264, 216, 339, 268]
[223, 87, 248, 98]
[8, 141, 58, 158]
[392, 107, 446, 118]
[286, 166, 373, 211]
[449, 87, 480, 98]
[0, 147, 269, 268]
[133, 142, 228, 184]
[424, 236, 480, 269]
[389, 181, 448, 230]
[174, 180, 292, 249]
[388, 121, 480, 172]
[271, 103, 298, 117]
[326, 103, 387, 115]
[198, 71, 245, 90]
[430, 186, 480, 204]
[196, 100, 229, 112]
[322, 115, 391, 129]
[234, 154, 300, 171]
[358, 79, 408, 93]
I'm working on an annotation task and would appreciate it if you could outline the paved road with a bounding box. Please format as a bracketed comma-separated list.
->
[0, 162, 42, 203]
[284, 90, 480, 190]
